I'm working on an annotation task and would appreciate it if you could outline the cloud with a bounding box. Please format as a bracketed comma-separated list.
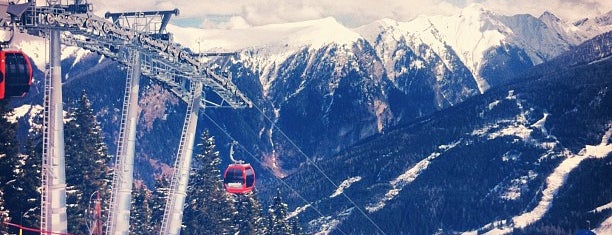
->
[203, 16, 251, 29]
[90, 0, 610, 28]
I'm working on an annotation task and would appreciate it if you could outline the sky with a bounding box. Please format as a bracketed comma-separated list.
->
[90, 0, 611, 29]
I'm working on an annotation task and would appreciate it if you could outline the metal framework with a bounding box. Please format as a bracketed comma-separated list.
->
[105, 49, 141, 235]
[5, 0, 252, 234]
[161, 81, 202, 235]
[40, 29, 68, 234]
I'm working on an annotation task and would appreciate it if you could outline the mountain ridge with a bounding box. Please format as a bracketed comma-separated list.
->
[280, 33, 612, 234]
[2, 4, 611, 234]
[10, 5, 612, 175]
[6, 3, 612, 212]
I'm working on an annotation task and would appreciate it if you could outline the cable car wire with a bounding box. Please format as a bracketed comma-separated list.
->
[248, 103, 387, 235]
[202, 112, 348, 235]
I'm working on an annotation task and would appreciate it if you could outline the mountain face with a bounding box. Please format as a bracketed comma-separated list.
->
[9, 5, 611, 187]
[4, 4, 611, 234]
[280, 34, 612, 234]
[574, 10, 612, 40]
[196, 6, 609, 173]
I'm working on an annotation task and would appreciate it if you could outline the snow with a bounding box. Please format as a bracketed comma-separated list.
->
[501, 151, 521, 162]
[357, 4, 509, 93]
[473, 92, 554, 146]
[488, 124, 532, 141]
[287, 204, 311, 219]
[14, 37, 46, 70]
[488, 100, 501, 110]
[168, 17, 362, 99]
[539, 11, 587, 45]
[312, 217, 340, 235]
[310, 208, 354, 235]
[426, 4, 505, 92]
[5, 105, 44, 131]
[12, 32, 91, 71]
[366, 140, 461, 212]
[530, 113, 549, 135]
[589, 54, 612, 65]
[500, 171, 537, 201]
[168, 17, 360, 53]
[439, 140, 462, 151]
[594, 215, 612, 235]
[573, 11, 612, 41]
[330, 176, 362, 198]
[591, 202, 612, 213]
[466, 125, 612, 234]
[6, 104, 32, 123]
[6, 4, 602, 98]
[409, 60, 425, 70]
[357, 4, 595, 94]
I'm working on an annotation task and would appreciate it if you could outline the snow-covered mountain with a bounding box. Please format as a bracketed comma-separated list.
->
[357, 4, 603, 93]
[12, 4, 612, 177]
[172, 5, 609, 172]
[9, 3, 612, 185]
[281, 34, 612, 234]
[573, 10, 612, 40]
[5, 3, 611, 234]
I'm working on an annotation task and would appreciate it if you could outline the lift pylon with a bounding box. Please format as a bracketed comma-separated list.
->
[105, 49, 141, 235]
[40, 29, 68, 235]
[160, 81, 203, 235]
[4, 1, 252, 234]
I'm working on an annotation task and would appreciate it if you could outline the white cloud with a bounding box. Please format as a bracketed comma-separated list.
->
[207, 16, 251, 29]
[90, 0, 610, 28]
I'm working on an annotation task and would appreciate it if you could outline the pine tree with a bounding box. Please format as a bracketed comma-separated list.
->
[290, 216, 303, 235]
[182, 130, 237, 234]
[5, 137, 41, 232]
[0, 100, 20, 234]
[150, 175, 170, 232]
[235, 193, 266, 235]
[0, 100, 18, 178]
[64, 91, 112, 233]
[0, 190, 9, 234]
[267, 188, 302, 235]
[130, 183, 154, 234]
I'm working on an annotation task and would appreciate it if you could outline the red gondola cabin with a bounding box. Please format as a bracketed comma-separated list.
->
[0, 50, 33, 100]
[223, 163, 255, 194]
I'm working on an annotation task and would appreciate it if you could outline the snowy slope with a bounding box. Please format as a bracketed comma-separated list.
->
[7, 31, 94, 82]
[410, 4, 507, 92]
[162, 6, 610, 175]
[573, 10, 612, 40]
[7, 4, 608, 91]
[168, 17, 362, 97]
[470, 126, 612, 235]
[538, 11, 587, 45]
[165, 4, 608, 98]
[279, 36, 611, 234]
[168, 17, 360, 52]
[356, 3, 594, 93]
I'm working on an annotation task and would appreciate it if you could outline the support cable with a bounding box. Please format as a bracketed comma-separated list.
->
[4, 222, 74, 235]
[201, 112, 348, 235]
[253, 103, 387, 234]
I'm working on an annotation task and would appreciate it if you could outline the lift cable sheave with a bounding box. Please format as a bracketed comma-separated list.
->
[7, 1, 252, 108]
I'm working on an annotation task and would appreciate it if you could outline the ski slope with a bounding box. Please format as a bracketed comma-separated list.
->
[466, 125, 612, 235]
